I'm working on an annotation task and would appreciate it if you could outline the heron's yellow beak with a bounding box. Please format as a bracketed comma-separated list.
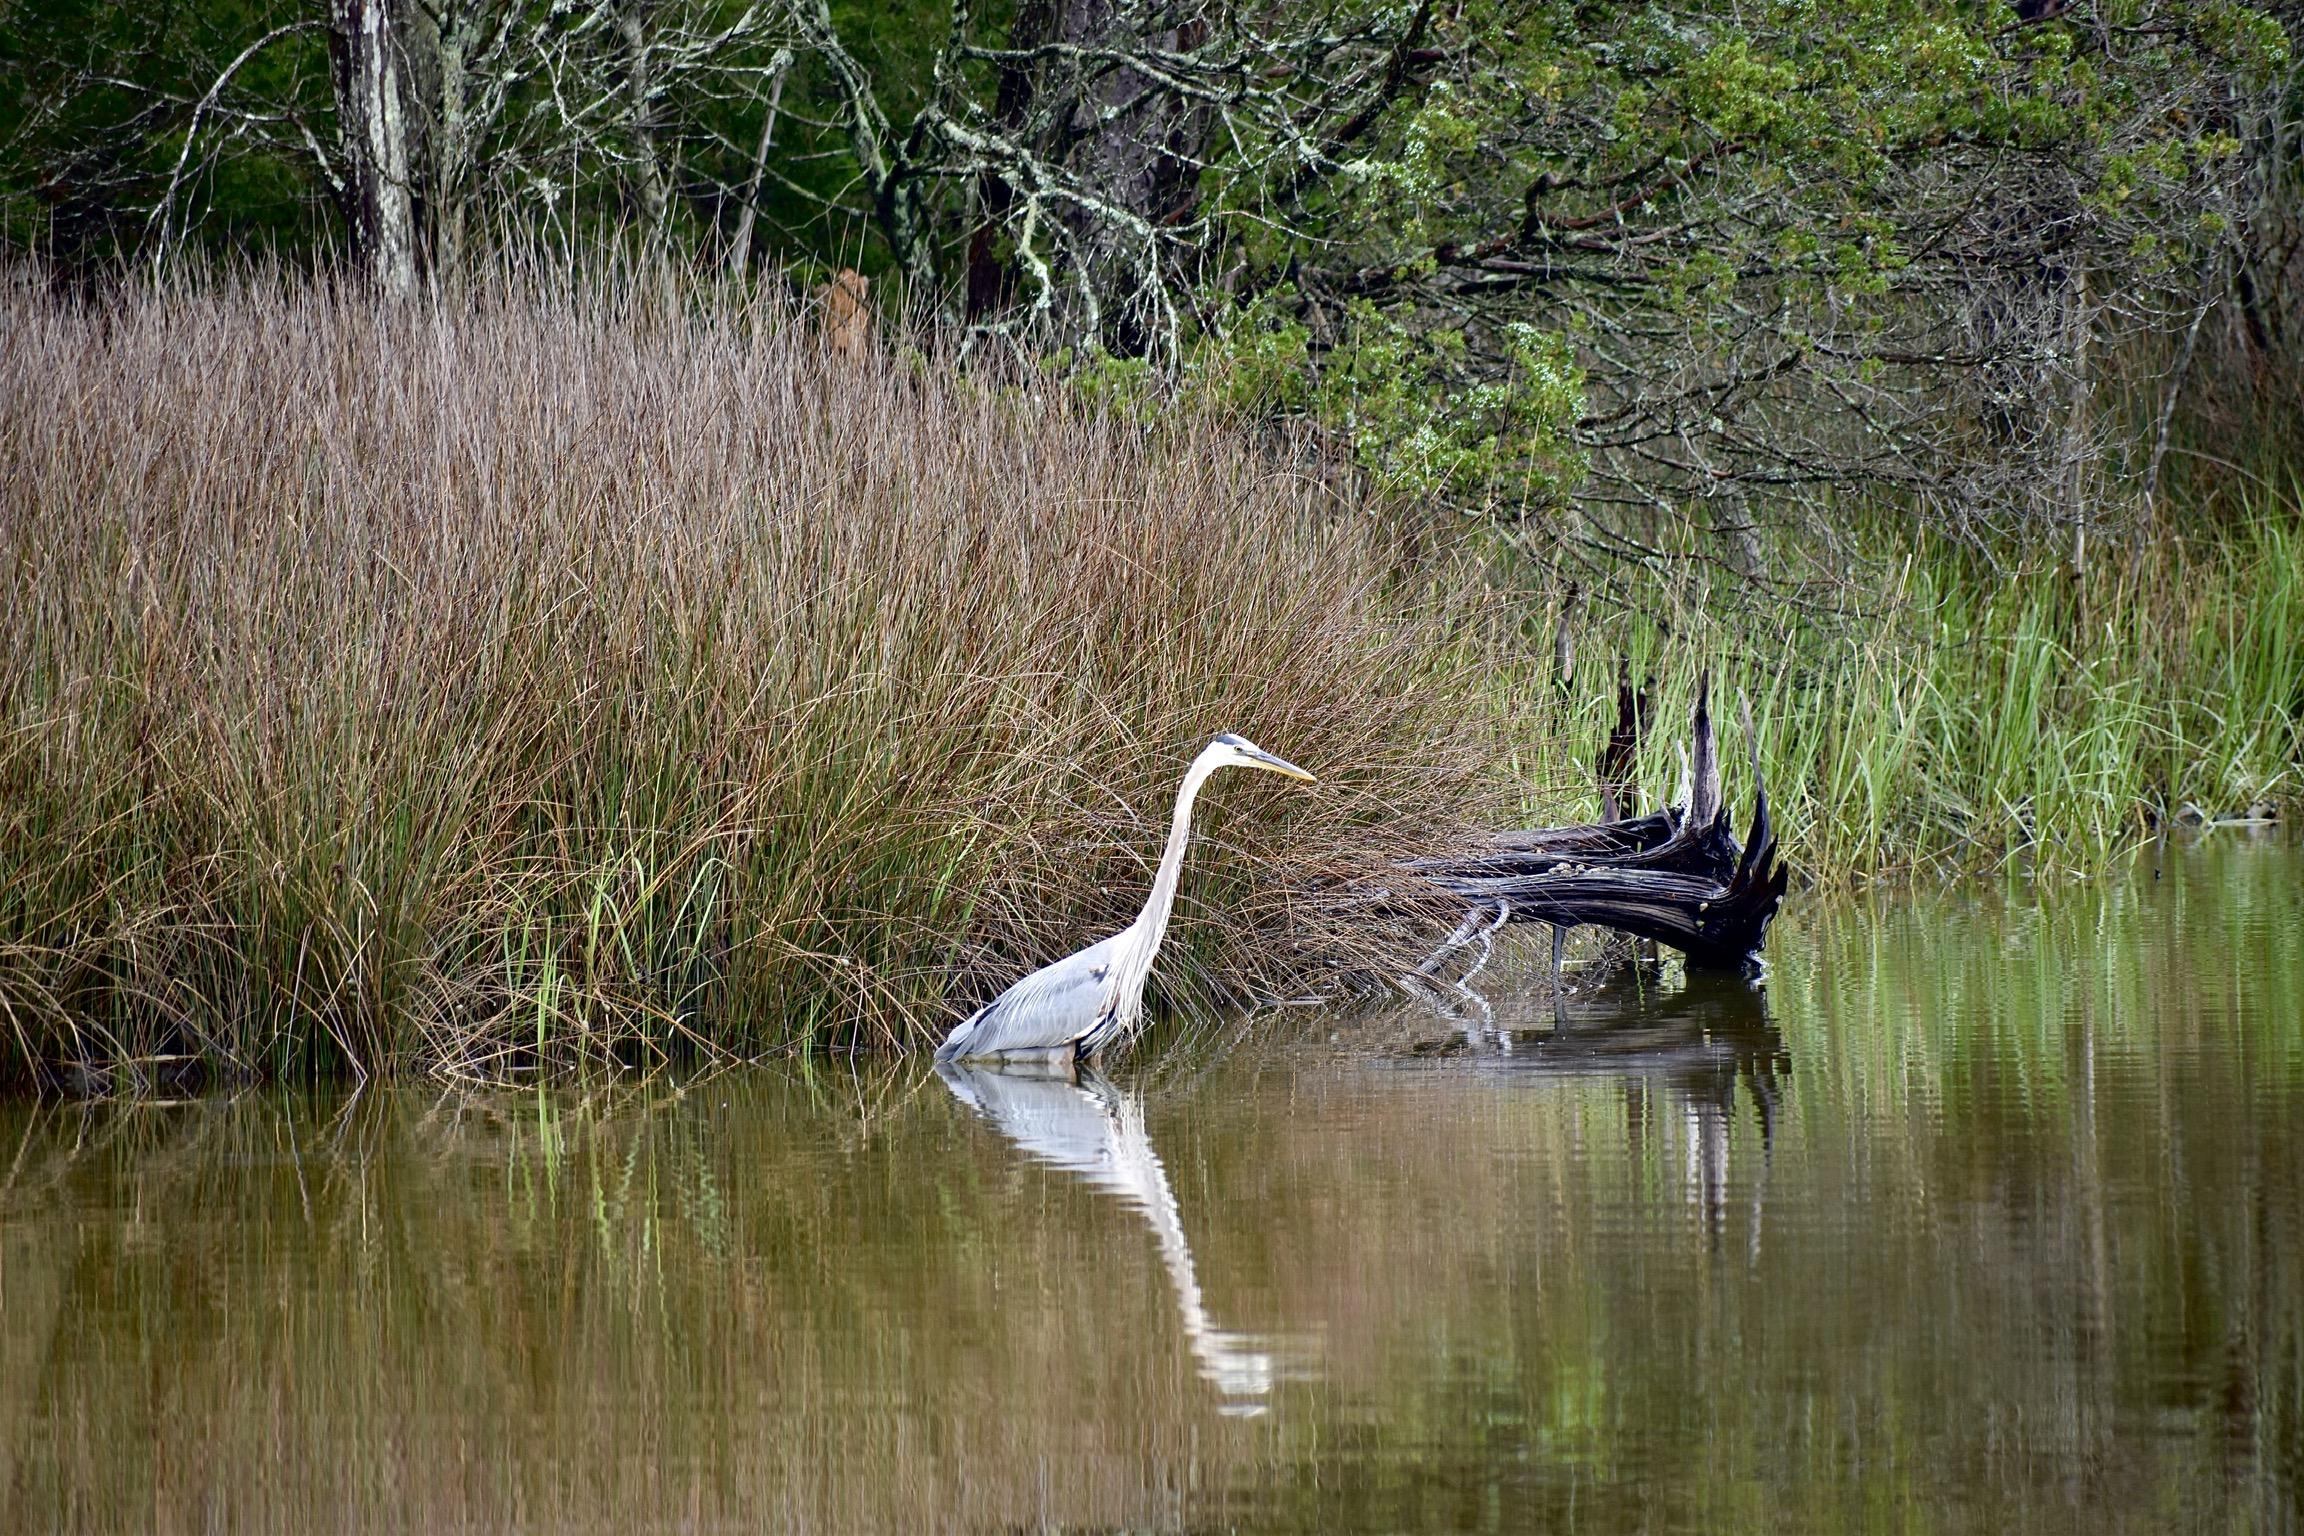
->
[1244, 746, 1316, 783]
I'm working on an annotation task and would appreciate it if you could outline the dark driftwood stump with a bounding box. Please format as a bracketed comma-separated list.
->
[1409, 674, 1789, 974]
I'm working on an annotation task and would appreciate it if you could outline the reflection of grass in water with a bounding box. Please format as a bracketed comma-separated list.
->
[1182, 842, 2304, 1530]
[0, 1070, 1282, 1530]
[1, 847, 2298, 1531]
[1775, 835, 2304, 1132]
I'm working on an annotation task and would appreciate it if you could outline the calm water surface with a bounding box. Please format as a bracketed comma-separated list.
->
[3, 838, 2300, 1533]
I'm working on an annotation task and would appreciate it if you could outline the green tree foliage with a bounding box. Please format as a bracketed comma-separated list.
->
[0, 0, 826, 284]
[0, 0, 327, 267]
[1179, 1, 2290, 541]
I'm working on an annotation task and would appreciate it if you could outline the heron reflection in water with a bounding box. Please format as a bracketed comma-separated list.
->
[935, 1060, 1288, 1415]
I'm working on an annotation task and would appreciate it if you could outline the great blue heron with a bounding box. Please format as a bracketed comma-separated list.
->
[935, 732, 1316, 1065]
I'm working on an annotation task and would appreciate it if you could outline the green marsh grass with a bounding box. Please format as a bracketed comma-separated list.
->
[0, 269, 1501, 1090]
[1511, 506, 2304, 879]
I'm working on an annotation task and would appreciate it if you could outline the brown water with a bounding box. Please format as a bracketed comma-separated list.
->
[3, 837, 2300, 1534]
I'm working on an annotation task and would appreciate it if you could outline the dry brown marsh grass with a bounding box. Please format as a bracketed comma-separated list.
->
[0, 268, 1499, 1090]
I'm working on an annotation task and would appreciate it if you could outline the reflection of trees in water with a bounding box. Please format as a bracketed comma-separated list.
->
[1401, 964, 1789, 1250]
[935, 1061, 1287, 1414]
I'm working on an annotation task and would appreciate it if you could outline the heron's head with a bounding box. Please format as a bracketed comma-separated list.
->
[1207, 731, 1317, 783]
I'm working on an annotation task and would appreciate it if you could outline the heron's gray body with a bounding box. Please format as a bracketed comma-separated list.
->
[934, 733, 1314, 1065]
[935, 929, 1138, 1065]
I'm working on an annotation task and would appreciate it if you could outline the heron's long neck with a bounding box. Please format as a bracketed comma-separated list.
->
[1132, 752, 1222, 959]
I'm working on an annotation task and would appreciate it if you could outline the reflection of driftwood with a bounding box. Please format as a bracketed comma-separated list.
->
[1402, 970, 1788, 1138]
[1396, 968, 1789, 1250]
[1411, 676, 1789, 973]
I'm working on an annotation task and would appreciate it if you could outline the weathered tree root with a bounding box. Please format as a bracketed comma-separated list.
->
[1408, 674, 1790, 975]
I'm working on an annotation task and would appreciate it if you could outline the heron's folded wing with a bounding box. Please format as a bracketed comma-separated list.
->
[940, 932, 1128, 1058]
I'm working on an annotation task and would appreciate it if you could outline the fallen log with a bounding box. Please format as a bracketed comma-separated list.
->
[1408, 674, 1790, 974]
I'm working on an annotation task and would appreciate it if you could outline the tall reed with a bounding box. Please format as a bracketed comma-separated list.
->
[0, 269, 1498, 1089]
